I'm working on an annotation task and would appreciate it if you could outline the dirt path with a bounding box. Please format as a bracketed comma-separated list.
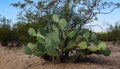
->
[0, 44, 120, 69]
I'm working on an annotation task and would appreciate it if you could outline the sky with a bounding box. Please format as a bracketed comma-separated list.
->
[0, 0, 120, 32]
[0, 0, 19, 21]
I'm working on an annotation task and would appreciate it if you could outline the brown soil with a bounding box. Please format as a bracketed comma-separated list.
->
[0, 44, 120, 69]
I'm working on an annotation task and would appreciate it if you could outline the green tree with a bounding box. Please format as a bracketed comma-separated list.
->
[11, 0, 120, 44]
[108, 22, 120, 44]
[11, 0, 120, 29]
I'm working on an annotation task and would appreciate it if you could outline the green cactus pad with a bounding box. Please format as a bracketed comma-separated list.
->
[78, 41, 87, 50]
[90, 33, 97, 40]
[88, 45, 98, 52]
[67, 41, 76, 49]
[32, 48, 44, 56]
[82, 32, 90, 41]
[66, 30, 76, 38]
[28, 28, 36, 36]
[22, 46, 32, 55]
[58, 19, 67, 30]
[37, 43, 45, 52]
[75, 35, 82, 43]
[52, 14, 59, 22]
[37, 36, 44, 44]
[36, 30, 44, 39]
[98, 42, 107, 50]
[27, 43, 36, 50]
[46, 46, 58, 57]
[102, 49, 111, 56]
[51, 32, 60, 42]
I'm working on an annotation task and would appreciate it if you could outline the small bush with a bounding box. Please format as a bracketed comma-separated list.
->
[13, 22, 45, 45]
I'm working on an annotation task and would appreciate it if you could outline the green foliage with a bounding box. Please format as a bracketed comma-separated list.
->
[97, 23, 120, 45]
[0, 28, 11, 41]
[97, 32, 110, 41]
[13, 22, 45, 44]
[12, 0, 120, 31]
[23, 14, 111, 62]
[11, 0, 120, 47]
[0, 16, 17, 46]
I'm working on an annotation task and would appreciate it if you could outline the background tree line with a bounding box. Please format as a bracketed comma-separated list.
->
[97, 22, 120, 45]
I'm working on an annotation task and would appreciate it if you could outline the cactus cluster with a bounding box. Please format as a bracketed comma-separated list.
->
[23, 14, 111, 62]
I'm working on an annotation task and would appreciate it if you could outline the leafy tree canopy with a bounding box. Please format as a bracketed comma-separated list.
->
[11, 0, 120, 30]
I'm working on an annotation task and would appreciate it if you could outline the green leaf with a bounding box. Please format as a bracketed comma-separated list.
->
[22, 46, 32, 55]
[46, 46, 58, 57]
[98, 42, 107, 50]
[88, 45, 98, 52]
[78, 41, 87, 50]
[52, 14, 59, 22]
[59, 19, 67, 30]
[27, 43, 36, 50]
[28, 28, 36, 36]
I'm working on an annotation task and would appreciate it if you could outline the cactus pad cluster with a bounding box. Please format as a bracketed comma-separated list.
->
[23, 14, 111, 62]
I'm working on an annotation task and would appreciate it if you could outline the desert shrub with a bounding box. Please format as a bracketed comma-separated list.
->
[108, 23, 120, 45]
[0, 16, 17, 46]
[0, 28, 10, 42]
[13, 22, 45, 45]
[23, 14, 111, 62]
[97, 23, 120, 45]
[97, 32, 112, 41]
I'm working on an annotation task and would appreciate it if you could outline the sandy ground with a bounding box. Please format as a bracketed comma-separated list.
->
[0, 44, 120, 69]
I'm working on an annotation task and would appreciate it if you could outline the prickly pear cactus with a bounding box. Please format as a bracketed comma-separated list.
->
[78, 41, 87, 50]
[23, 14, 111, 62]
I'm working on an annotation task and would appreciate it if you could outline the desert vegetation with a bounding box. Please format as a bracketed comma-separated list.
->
[0, 0, 120, 69]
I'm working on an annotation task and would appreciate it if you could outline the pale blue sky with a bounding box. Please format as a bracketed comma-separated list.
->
[0, 0, 20, 22]
[0, 0, 120, 32]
